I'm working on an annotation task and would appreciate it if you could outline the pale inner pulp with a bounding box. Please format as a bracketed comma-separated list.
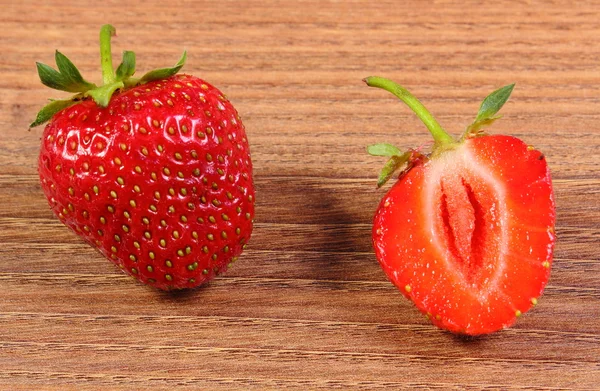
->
[424, 145, 508, 297]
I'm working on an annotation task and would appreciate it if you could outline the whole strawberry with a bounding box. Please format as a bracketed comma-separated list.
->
[32, 25, 254, 290]
[366, 77, 555, 335]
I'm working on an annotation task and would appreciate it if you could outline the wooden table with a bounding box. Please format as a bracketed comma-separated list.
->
[2, 1, 599, 389]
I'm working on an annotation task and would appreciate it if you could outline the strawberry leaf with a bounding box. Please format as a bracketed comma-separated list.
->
[37, 51, 97, 93]
[367, 143, 403, 157]
[469, 116, 501, 134]
[465, 84, 514, 135]
[376, 151, 412, 188]
[54, 51, 96, 91]
[139, 51, 187, 83]
[115, 51, 136, 81]
[475, 84, 515, 123]
[36, 62, 63, 89]
[30, 98, 78, 128]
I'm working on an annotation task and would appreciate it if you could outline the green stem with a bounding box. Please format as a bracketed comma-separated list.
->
[99, 24, 117, 85]
[364, 76, 455, 147]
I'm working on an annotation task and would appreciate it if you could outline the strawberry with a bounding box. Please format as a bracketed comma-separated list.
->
[366, 77, 555, 335]
[32, 25, 254, 290]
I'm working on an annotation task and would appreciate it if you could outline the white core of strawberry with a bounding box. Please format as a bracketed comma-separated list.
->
[423, 141, 509, 303]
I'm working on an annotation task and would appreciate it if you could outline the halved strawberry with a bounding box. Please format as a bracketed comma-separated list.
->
[366, 77, 555, 335]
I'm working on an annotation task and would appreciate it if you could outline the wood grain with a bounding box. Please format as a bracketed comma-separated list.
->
[1, 0, 599, 389]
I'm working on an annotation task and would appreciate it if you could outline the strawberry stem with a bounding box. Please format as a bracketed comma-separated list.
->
[99, 24, 117, 85]
[364, 76, 455, 148]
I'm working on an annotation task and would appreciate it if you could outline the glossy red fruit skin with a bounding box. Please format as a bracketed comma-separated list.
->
[38, 74, 254, 290]
[373, 135, 555, 335]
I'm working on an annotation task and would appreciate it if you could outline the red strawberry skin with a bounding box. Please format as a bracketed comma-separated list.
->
[38, 74, 254, 290]
[373, 135, 555, 334]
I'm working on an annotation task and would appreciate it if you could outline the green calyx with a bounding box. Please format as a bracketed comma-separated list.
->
[365, 76, 515, 187]
[30, 24, 187, 128]
[367, 143, 415, 188]
[463, 83, 515, 138]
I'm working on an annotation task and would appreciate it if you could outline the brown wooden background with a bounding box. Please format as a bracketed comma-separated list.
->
[1, 0, 599, 389]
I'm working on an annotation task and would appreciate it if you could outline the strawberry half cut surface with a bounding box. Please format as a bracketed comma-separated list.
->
[32, 25, 254, 290]
[366, 77, 555, 335]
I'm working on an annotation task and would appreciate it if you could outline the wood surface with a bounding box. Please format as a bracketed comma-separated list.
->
[1, 0, 599, 389]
